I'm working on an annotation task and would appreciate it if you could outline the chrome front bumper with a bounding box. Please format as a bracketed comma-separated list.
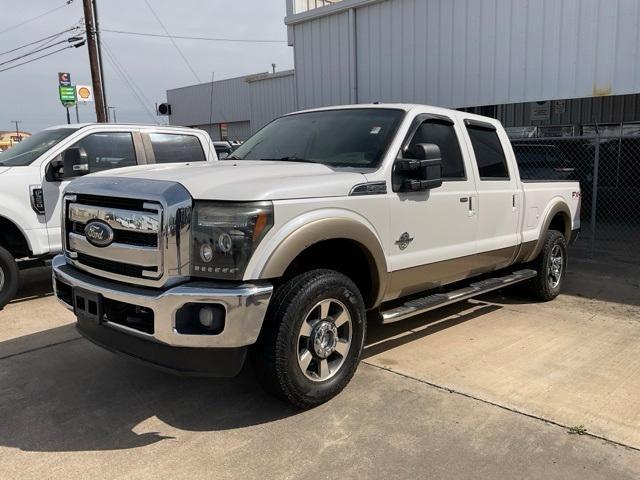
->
[52, 255, 273, 349]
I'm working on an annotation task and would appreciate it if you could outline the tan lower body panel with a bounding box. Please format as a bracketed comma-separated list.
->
[384, 245, 525, 302]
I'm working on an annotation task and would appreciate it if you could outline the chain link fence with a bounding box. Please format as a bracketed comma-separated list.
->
[511, 136, 640, 265]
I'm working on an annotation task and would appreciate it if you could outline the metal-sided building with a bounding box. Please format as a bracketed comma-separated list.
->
[286, 0, 640, 137]
[168, 0, 640, 138]
[166, 70, 296, 140]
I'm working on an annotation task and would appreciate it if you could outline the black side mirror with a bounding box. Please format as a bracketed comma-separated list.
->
[62, 147, 89, 179]
[394, 143, 443, 192]
[45, 155, 64, 182]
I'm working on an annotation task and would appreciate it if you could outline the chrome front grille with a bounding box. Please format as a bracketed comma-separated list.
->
[62, 177, 192, 288]
[65, 199, 163, 280]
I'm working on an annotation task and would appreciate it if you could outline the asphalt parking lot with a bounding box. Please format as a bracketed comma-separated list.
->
[1, 259, 639, 479]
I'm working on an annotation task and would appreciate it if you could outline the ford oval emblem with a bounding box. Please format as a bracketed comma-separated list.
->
[84, 221, 115, 248]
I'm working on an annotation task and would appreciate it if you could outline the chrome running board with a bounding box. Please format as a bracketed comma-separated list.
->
[380, 269, 537, 324]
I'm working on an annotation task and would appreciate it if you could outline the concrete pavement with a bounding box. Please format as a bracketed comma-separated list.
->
[0, 262, 639, 479]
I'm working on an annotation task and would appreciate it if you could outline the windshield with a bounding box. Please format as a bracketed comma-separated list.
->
[0, 127, 78, 166]
[229, 108, 405, 168]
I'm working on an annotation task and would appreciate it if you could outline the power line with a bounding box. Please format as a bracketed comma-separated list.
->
[101, 40, 157, 122]
[0, 37, 81, 68]
[101, 29, 287, 44]
[142, 0, 201, 82]
[0, 41, 85, 74]
[0, 28, 78, 57]
[25, 23, 83, 55]
[0, 1, 75, 35]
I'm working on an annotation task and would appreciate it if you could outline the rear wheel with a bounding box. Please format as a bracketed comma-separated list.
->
[0, 246, 19, 310]
[252, 269, 366, 409]
[525, 230, 567, 301]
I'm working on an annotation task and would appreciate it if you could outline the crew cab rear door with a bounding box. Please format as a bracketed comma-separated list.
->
[462, 119, 521, 263]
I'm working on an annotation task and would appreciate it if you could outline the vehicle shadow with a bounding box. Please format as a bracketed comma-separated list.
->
[0, 299, 500, 453]
[10, 266, 53, 304]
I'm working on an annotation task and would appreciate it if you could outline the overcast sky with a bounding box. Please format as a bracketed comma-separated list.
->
[0, 0, 293, 133]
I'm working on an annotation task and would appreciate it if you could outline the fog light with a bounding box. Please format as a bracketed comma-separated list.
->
[175, 303, 225, 335]
[200, 243, 213, 262]
[199, 306, 215, 328]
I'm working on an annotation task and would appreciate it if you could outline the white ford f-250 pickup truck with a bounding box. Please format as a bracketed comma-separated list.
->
[52, 104, 580, 408]
[0, 123, 217, 308]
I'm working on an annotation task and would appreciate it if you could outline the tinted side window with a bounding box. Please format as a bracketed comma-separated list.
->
[73, 132, 137, 173]
[407, 120, 466, 179]
[466, 125, 510, 179]
[149, 133, 205, 163]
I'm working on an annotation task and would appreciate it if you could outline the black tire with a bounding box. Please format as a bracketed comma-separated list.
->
[0, 246, 19, 310]
[252, 269, 366, 409]
[525, 230, 568, 302]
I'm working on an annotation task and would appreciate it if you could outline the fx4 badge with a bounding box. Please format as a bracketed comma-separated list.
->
[395, 232, 414, 250]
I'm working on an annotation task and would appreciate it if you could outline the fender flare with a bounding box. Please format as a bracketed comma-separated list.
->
[523, 201, 571, 263]
[257, 217, 388, 308]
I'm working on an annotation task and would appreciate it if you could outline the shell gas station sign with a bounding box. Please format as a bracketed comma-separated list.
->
[76, 85, 94, 103]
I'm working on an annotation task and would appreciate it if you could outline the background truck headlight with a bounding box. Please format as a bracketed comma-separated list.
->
[191, 201, 274, 280]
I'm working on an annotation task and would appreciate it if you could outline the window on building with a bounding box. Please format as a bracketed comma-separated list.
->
[405, 120, 466, 179]
[466, 124, 510, 180]
[149, 133, 205, 163]
[72, 132, 137, 173]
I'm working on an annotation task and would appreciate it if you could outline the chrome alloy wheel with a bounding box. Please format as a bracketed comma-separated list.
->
[297, 298, 352, 382]
[548, 244, 563, 288]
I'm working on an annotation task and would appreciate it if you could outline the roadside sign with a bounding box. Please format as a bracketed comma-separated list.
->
[58, 72, 71, 86]
[59, 85, 76, 106]
[76, 85, 94, 102]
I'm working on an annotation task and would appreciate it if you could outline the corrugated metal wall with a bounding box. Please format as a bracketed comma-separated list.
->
[168, 71, 297, 138]
[167, 75, 253, 127]
[288, 0, 640, 109]
[292, 10, 352, 109]
[498, 94, 640, 127]
[248, 71, 297, 132]
[227, 121, 252, 140]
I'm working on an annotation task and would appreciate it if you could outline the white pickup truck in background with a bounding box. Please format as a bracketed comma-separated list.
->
[52, 104, 580, 408]
[0, 124, 218, 308]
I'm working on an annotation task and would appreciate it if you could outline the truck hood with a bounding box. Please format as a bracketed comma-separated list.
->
[91, 161, 367, 200]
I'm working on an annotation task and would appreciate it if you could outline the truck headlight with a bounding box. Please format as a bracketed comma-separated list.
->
[191, 201, 274, 280]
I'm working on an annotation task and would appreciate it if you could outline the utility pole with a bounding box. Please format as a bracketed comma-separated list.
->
[10, 120, 21, 140]
[82, 0, 106, 122]
[92, 0, 108, 121]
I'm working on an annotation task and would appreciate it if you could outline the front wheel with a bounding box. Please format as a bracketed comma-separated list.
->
[252, 269, 366, 409]
[0, 246, 19, 310]
[525, 230, 568, 301]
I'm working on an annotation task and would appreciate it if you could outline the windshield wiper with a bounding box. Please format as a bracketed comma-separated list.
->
[261, 156, 317, 163]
